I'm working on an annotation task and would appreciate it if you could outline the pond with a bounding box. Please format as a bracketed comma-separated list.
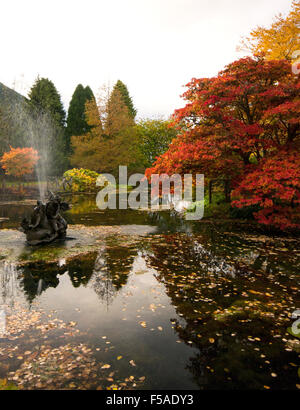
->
[0, 194, 299, 390]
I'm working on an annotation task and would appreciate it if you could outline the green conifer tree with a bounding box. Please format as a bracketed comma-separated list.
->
[66, 84, 95, 151]
[28, 77, 67, 174]
[113, 80, 137, 119]
[28, 77, 66, 127]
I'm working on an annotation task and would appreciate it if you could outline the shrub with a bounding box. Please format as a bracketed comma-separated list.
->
[187, 192, 231, 219]
[63, 168, 100, 192]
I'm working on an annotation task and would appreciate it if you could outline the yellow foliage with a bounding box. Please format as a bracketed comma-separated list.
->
[0, 146, 39, 177]
[238, 1, 300, 61]
[70, 84, 141, 176]
[63, 168, 100, 192]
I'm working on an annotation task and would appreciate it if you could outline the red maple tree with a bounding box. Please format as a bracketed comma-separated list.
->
[146, 56, 300, 229]
[0, 147, 39, 178]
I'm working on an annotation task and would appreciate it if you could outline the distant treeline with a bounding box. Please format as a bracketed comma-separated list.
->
[0, 79, 176, 179]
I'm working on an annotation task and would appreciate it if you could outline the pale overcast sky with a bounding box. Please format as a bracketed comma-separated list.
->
[0, 0, 293, 118]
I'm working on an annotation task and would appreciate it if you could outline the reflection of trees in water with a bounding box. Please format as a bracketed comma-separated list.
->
[67, 252, 97, 288]
[0, 262, 23, 307]
[90, 247, 115, 307]
[17, 260, 61, 304]
[90, 243, 137, 306]
[11, 252, 97, 303]
[146, 232, 242, 281]
[146, 229, 285, 280]
[191, 240, 237, 277]
[145, 233, 299, 389]
[147, 210, 194, 233]
[104, 244, 136, 290]
[67, 196, 98, 215]
[3, 238, 138, 305]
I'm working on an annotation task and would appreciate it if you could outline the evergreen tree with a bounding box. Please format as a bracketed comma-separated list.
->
[105, 87, 134, 138]
[28, 77, 66, 127]
[84, 86, 95, 102]
[28, 77, 67, 175]
[113, 80, 137, 119]
[66, 84, 95, 150]
[0, 83, 31, 155]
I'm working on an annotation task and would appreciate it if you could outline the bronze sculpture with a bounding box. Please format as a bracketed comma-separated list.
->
[20, 192, 70, 245]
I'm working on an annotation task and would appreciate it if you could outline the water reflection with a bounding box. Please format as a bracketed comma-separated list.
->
[0, 194, 299, 390]
[0, 194, 195, 234]
[143, 233, 299, 389]
[0, 262, 23, 307]
[91, 247, 116, 307]
[2, 240, 139, 306]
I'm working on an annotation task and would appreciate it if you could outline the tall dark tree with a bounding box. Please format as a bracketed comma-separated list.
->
[84, 86, 94, 102]
[28, 77, 67, 175]
[28, 77, 66, 127]
[66, 84, 95, 151]
[0, 82, 29, 156]
[113, 80, 137, 119]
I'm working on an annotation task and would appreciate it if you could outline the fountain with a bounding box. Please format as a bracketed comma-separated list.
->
[20, 192, 70, 245]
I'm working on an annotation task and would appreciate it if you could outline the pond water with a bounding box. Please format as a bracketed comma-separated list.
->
[0, 194, 299, 390]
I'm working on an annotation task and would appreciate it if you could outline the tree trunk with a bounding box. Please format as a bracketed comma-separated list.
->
[209, 180, 213, 204]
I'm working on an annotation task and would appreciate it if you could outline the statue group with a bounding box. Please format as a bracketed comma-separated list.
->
[21, 192, 70, 245]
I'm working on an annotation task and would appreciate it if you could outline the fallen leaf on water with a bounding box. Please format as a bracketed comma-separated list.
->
[117, 356, 123, 360]
[101, 364, 111, 369]
[157, 326, 163, 331]
[129, 360, 136, 367]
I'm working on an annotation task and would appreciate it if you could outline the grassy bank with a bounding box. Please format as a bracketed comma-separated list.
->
[187, 192, 259, 220]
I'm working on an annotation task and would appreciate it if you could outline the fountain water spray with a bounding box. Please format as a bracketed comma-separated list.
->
[4, 94, 62, 202]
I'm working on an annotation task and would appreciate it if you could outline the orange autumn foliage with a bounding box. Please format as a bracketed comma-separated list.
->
[0, 147, 39, 177]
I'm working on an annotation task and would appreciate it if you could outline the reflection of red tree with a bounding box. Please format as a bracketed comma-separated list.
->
[145, 233, 300, 389]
